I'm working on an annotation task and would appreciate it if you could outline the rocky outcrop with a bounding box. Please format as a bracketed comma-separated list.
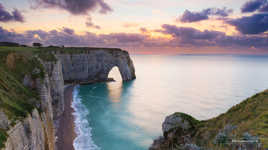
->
[55, 49, 136, 82]
[150, 113, 200, 150]
[0, 111, 9, 130]
[162, 113, 198, 138]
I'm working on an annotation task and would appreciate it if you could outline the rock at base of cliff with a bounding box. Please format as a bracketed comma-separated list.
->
[162, 112, 199, 139]
[150, 112, 200, 150]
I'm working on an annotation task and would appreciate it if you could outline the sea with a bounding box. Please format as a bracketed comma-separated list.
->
[71, 55, 268, 150]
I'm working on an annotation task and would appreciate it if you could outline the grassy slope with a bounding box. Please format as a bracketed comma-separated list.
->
[193, 90, 268, 149]
[0, 46, 49, 148]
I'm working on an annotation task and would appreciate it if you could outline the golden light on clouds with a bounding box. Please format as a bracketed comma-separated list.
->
[1, 0, 267, 54]
[148, 32, 173, 39]
[175, 19, 238, 36]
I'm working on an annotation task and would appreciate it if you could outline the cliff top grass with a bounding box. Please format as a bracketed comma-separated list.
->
[192, 89, 268, 149]
[0, 45, 125, 53]
[0, 45, 128, 61]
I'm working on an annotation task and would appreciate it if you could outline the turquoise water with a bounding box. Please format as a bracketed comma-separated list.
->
[72, 55, 268, 150]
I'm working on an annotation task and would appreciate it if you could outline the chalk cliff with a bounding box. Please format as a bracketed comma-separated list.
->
[56, 49, 136, 82]
[0, 47, 136, 150]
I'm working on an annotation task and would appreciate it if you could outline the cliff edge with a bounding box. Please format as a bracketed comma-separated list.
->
[0, 46, 136, 150]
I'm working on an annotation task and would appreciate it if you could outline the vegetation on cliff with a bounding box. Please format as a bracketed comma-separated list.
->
[0, 45, 126, 59]
[0, 129, 7, 148]
[0, 45, 57, 148]
[151, 90, 268, 150]
[0, 51, 43, 148]
[195, 89, 268, 149]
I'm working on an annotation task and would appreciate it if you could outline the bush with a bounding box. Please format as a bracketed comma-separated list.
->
[0, 129, 7, 148]
[33, 43, 42, 47]
[214, 132, 228, 145]
[0, 42, 20, 47]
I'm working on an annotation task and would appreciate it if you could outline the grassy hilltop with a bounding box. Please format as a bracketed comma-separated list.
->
[193, 90, 268, 149]
[153, 90, 268, 150]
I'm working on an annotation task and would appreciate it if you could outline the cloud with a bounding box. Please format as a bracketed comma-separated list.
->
[0, 25, 268, 51]
[30, 0, 112, 15]
[101, 33, 145, 43]
[159, 24, 268, 48]
[179, 8, 232, 23]
[0, 26, 147, 47]
[140, 27, 148, 33]
[63, 27, 74, 34]
[259, 2, 268, 11]
[160, 24, 225, 46]
[0, 3, 24, 22]
[85, 17, 101, 29]
[241, 0, 268, 13]
[123, 23, 139, 28]
[180, 10, 208, 22]
[226, 13, 268, 34]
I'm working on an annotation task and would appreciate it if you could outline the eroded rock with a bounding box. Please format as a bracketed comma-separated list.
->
[150, 112, 200, 150]
[162, 112, 199, 138]
[56, 49, 136, 82]
[0, 110, 10, 130]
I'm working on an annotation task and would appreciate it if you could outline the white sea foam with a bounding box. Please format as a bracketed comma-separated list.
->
[72, 86, 100, 150]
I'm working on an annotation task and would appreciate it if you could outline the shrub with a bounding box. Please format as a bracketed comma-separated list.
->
[0, 42, 20, 47]
[0, 129, 7, 148]
[33, 43, 42, 47]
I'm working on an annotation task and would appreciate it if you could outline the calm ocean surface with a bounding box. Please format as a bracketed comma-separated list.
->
[72, 55, 268, 150]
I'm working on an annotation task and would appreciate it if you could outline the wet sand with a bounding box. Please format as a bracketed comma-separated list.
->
[56, 85, 76, 150]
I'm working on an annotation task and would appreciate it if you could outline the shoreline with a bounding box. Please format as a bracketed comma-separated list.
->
[56, 80, 115, 150]
[56, 85, 76, 150]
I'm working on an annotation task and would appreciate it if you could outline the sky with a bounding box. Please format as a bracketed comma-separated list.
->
[0, 0, 268, 54]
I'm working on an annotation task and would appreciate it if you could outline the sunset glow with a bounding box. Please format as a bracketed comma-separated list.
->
[1, 0, 268, 54]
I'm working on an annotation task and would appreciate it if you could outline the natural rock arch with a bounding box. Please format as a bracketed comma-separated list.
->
[107, 66, 123, 81]
[55, 49, 136, 83]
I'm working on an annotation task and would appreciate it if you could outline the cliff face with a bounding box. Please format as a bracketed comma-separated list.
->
[43, 60, 65, 119]
[4, 109, 46, 150]
[2, 59, 61, 150]
[56, 49, 136, 82]
[0, 47, 136, 150]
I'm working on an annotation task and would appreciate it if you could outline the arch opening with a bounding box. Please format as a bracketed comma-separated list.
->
[108, 66, 123, 82]
[107, 66, 123, 103]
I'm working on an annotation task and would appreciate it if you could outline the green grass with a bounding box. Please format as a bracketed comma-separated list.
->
[0, 129, 7, 148]
[0, 46, 40, 52]
[0, 46, 57, 62]
[0, 65, 40, 120]
[192, 90, 268, 149]
[173, 112, 200, 127]
[0, 47, 47, 148]
[0, 45, 126, 61]
[0, 45, 122, 53]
